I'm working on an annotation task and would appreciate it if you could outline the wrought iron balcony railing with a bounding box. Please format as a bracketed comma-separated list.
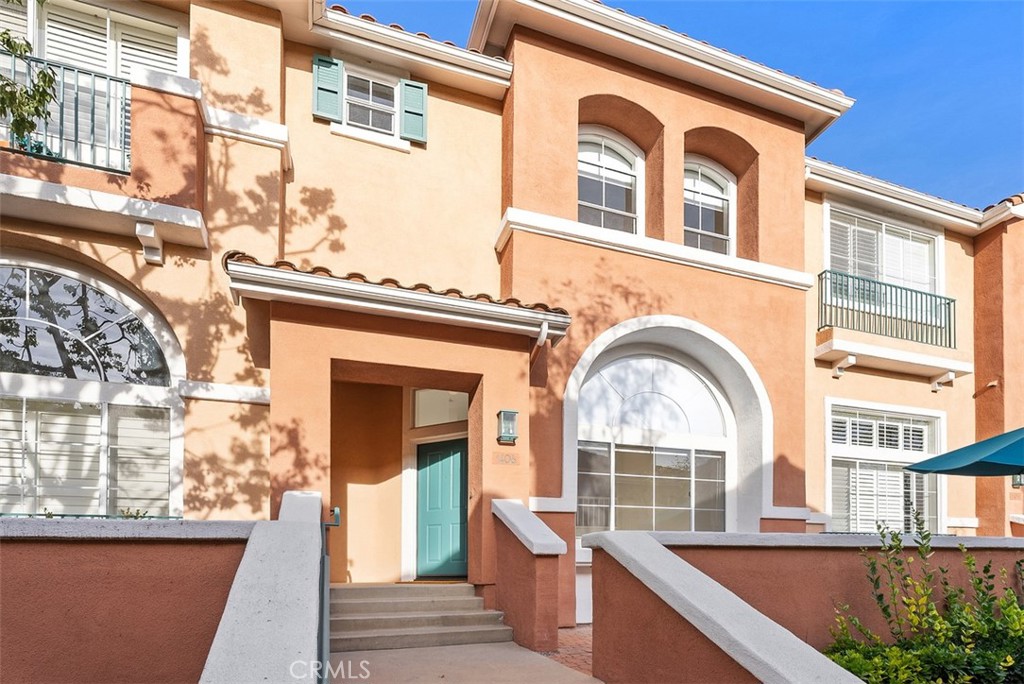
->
[0, 51, 131, 172]
[818, 270, 956, 348]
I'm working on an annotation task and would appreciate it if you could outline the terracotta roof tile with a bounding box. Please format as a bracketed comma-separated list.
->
[984, 193, 1024, 211]
[222, 251, 569, 315]
[326, 3, 509, 63]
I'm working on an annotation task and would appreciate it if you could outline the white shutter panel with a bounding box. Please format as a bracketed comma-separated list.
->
[831, 460, 853, 532]
[906, 235, 935, 293]
[883, 228, 907, 286]
[0, 399, 31, 513]
[116, 22, 178, 79]
[852, 224, 880, 280]
[33, 400, 104, 515]
[851, 464, 878, 533]
[829, 214, 852, 274]
[830, 416, 849, 445]
[43, 5, 109, 72]
[108, 405, 170, 516]
[0, 2, 29, 41]
[876, 466, 904, 530]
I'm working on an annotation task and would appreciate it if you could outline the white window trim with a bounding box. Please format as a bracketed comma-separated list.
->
[823, 198, 947, 297]
[578, 124, 646, 237]
[823, 396, 947, 534]
[28, 0, 189, 77]
[329, 56, 411, 152]
[0, 254, 187, 516]
[684, 154, 737, 258]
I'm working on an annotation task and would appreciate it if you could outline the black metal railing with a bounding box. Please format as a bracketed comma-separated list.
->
[818, 270, 956, 348]
[0, 51, 131, 172]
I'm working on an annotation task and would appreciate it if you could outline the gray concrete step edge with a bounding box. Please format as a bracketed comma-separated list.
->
[331, 625, 514, 652]
[330, 583, 475, 598]
[331, 610, 505, 633]
[331, 596, 484, 614]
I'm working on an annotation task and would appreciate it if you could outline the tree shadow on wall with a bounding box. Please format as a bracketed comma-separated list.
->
[2, 29, 346, 518]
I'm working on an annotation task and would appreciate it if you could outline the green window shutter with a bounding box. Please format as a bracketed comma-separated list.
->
[399, 79, 428, 143]
[313, 55, 343, 122]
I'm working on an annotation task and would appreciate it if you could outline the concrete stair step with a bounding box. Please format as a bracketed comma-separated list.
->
[330, 583, 475, 599]
[331, 624, 514, 652]
[331, 610, 506, 633]
[331, 595, 484, 615]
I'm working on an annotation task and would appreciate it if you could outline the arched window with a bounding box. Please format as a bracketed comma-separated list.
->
[0, 259, 184, 517]
[576, 354, 732, 535]
[684, 156, 736, 255]
[577, 125, 644, 235]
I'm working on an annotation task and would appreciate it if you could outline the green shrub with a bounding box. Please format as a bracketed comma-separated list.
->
[825, 512, 1024, 683]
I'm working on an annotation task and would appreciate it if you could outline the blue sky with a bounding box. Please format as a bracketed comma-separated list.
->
[334, 1, 1023, 210]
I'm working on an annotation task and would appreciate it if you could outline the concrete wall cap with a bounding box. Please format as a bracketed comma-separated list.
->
[612, 531, 1024, 550]
[492, 499, 567, 555]
[0, 518, 254, 540]
[278, 491, 324, 524]
[201, 521, 320, 683]
[585, 531, 862, 684]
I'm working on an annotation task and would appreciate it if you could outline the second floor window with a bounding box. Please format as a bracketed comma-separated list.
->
[829, 208, 938, 294]
[684, 157, 736, 255]
[577, 126, 643, 235]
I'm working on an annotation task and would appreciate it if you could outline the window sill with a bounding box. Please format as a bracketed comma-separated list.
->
[496, 207, 815, 291]
[329, 122, 410, 153]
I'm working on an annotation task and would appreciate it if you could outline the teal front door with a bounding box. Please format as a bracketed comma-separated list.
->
[417, 438, 468, 577]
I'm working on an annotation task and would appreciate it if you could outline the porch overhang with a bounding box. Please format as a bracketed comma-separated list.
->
[223, 253, 572, 346]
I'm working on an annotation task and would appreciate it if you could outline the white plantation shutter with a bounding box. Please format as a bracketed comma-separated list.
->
[116, 23, 178, 79]
[852, 222, 880, 280]
[831, 460, 852, 531]
[108, 405, 170, 515]
[0, 2, 29, 41]
[850, 462, 904, 533]
[43, 5, 109, 72]
[33, 400, 104, 515]
[0, 399, 30, 512]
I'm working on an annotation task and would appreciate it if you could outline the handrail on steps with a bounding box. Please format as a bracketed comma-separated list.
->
[318, 506, 341, 683]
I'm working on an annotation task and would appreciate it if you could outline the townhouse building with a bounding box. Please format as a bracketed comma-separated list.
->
[1, 0, 1021, 628]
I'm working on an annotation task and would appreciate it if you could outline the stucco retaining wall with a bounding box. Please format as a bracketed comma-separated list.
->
[0, 520, 249, 684]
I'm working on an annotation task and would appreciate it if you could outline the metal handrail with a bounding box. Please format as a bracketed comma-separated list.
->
[318, 506, 341, 682]
[818, 270, 956, 348]
[0, 50, 131, 173]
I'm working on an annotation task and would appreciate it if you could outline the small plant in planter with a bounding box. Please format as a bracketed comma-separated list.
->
[118, 508, 150, 519]
[826, 511, 1024, 684]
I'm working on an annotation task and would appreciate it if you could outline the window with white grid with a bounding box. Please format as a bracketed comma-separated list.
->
[829, 208, 939, 294]
[829, 406, 939, 532]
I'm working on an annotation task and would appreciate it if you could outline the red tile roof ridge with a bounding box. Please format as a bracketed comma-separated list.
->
[984, 193, 1024, 212]
[326, 3, 509, 65]
[221, 251, 569, 315]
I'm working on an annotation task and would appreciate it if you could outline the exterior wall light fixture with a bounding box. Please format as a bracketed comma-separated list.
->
[1012, 474, 1023, 489]
[497, 410, 518, 445]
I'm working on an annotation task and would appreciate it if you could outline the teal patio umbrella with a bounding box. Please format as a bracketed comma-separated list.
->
[906, 427, 1024, 477]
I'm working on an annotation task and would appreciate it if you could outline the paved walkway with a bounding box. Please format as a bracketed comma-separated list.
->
[330, 642, 602, 683]
[541, 626, 594, 676]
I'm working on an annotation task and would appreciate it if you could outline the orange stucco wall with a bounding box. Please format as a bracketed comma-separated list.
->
[494, 521, 561, 650]
[592, 549, 758, 683]
[330, 381, 404, 583]
[974, 216, 1024, 534]
[802, 190, 980, 532]
[671, 542, 1024, 650]
[592, 540, 1024, 682]
[0, 85, 204, 210]
[504, 29, 807, 271]
[269, 303, 534, 586]
[502, 230, 808, 514]
[0, 538, 244, 683]
[279, 42, 503, 294]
